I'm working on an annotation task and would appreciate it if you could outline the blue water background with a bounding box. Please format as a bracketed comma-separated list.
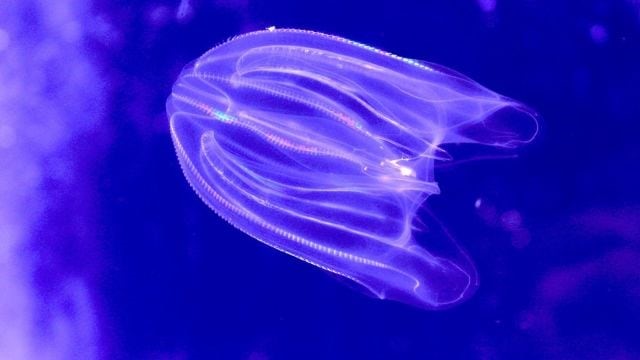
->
[2, 0, 639, 359]
[101, 2, 640, 359]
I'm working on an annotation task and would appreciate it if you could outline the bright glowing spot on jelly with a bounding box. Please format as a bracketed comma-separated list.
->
[400, 166, 414, 177]
[167, 29, 539, 309]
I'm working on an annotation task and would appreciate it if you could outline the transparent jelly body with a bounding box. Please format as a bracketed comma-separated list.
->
[167, 29, 538, 309]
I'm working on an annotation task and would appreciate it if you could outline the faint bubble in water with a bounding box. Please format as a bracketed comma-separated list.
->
[476, 0, 497, 13]
[500, 209, 522, 231]
[176, 0, 194, 21]
[590, 24, 608, 44]
[148, 6, 171, 26]
[167, 29, 539, 309]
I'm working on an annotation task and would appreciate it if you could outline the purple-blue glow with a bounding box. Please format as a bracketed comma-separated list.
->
[2, 0, 638, 357]
[0, 0, 107, 357]
[167, 29, 539, 309]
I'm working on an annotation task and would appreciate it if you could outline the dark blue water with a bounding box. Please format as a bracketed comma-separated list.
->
[2, 0, 639, 359]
